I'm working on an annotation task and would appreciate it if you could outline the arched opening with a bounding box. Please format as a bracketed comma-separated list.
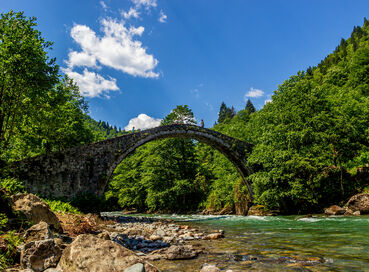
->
[101, 126, 253, 213]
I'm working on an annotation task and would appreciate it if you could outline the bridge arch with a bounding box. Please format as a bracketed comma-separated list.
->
[103, 125, 253, 198]
[12, 124, 254, 203]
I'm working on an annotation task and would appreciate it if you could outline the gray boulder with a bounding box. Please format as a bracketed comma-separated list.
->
[21, 239, 62, 272]
[11, 194, 62, 232]
[347, 193, 369, 214]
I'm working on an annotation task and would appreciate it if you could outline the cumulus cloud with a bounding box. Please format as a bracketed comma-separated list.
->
[244, 87, 264, 98]
[67, 19, 158, 78]
[264, 99, 272, 104]
[122, 8, 140, 19]
[65, 51, 98, 68]
[124, 113, 162, 131]
[132, 0, 157, 9]
[63, 68, 119, 98]
[158, 10, 167, 23]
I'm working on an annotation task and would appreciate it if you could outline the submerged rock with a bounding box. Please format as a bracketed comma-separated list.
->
[200, 264, 221, 272]
[347, 193, 369, 214]
[11, 193, 62, 232]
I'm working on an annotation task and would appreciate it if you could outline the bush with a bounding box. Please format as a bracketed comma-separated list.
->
[0, 231, 22, 270]
[0, 178, 26, 195]
[43, 199, 81, 214]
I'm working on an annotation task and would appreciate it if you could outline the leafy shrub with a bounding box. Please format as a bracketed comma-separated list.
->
[0, 178, 26, 195]
[0, 231, 22, 270]
[44, 199, 81, 214]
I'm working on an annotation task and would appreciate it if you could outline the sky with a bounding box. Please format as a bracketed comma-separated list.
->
[1, 0, 369, 130]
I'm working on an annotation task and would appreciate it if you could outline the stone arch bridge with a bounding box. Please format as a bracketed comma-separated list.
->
[12, 124, 253, 201]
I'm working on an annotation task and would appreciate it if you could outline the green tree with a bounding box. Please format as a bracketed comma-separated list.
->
[245, 99, 256, 114]
[0, 11, 59, 158]
[161, 105, 196, 125]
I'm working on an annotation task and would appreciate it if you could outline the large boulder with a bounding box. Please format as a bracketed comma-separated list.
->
[21, 239, 62, 272]
[247, 205, 275, 216]
[57, 234, 146, 272]
[324, 205, 346, 215]
[347, 193, 369, 214]
[23, 221, 53, 243]
[11, 194, 62, 232]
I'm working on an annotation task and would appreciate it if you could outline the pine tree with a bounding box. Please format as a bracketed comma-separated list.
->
[245, 99, 256, 114]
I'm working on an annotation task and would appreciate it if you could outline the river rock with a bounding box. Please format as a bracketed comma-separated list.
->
[21, 239, 62, 272]
[200, 265, 221, 272]
[354, 211, 361, 216]
[324, 205, 346, 215]
[247, 205, 273, 216]
[11, 193, 62, 232]
[23, 221, 53, 243]
[57, 234, 144, 272]
[162, 245, 198, 260]
[124, 263, 145, 272]
[203, 233, 223, 240]
[347, 193, 369, 214]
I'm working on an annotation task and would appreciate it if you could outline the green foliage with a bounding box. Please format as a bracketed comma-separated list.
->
[161, 105, 196, 125]
[0, 11, 59, 158]
[0, 231, 22, 269]
[43, 199, 81, 214]
[106, 105, 208, 212]
[0, 178, 25, 195]
[245, 99, 256, 114]
[85, 116, 127, 142]
[217, 102, 236, 124]
[0, 213, 8, 230]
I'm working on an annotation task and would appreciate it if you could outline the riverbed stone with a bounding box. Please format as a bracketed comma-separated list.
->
[163, 245, 198, 260]
[203, 233, 223, 240]
[200, 265, 221, 272]
[347, 193, 369, 214]
[124, 263, 145, 272]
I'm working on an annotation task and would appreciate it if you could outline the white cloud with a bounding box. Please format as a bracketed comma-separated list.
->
[158, 10, 167, 23]
[132, 0, 157, 9]
[100, 1, 107, 11]
[67, 19, 159, 78]
[244, 87, 264, 98]
[264, 99, 272, 104]
[66, 51, 98, 68]
[63, 68, 119, 98]
[124, 113, 161, 131]
[122, 8, 140, 19]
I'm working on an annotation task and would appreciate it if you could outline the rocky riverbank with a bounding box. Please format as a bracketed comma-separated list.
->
[3, 193, 226, 272]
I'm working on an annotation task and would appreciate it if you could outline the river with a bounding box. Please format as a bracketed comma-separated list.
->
[104, 213, 369, 271]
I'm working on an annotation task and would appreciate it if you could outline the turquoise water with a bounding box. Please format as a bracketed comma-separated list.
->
[106, 213, 369, 271]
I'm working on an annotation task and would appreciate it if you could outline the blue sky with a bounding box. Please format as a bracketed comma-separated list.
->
[1, 1, 369, 130]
